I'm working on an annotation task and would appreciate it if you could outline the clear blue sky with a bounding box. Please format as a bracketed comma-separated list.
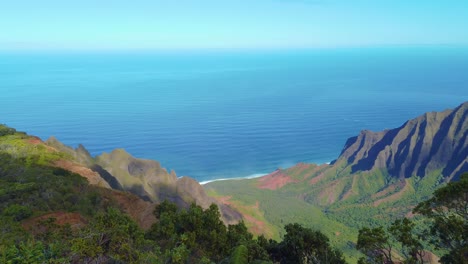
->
[1, 0, 468, 51]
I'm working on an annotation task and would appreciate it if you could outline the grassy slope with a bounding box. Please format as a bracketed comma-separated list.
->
[206, 177, 360, 262]
[205, 161, 445, 262]
[0, 125, 155, 233]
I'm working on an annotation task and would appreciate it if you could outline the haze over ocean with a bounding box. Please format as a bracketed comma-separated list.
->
[1, 48, 467, 182]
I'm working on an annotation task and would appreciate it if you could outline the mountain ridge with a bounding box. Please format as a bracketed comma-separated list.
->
[45, 136, 242, 224]
[335, 101, 467, 180]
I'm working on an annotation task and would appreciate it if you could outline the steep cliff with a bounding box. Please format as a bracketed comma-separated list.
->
[335, 101, 467, 180]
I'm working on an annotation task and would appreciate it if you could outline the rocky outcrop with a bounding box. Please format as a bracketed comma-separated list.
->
[334, 102, 467, 180]
[43, 136, 114, 188]
[46, 136, 95, 166]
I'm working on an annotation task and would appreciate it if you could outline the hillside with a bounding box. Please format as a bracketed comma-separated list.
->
[205, 101, 468, 261]
[0, 123, 241, 231]
[45, 135, 241, 224]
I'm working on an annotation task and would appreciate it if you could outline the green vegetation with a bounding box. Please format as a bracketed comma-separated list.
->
[205, 165, 450, 262]
[357, 173, 468, 264]
[0, 124, 348, 263]
[0, 124, 16, 137]
[274, 223, 347, 264]
[413, 173, 467, 263]
[0, 125, 145, 262]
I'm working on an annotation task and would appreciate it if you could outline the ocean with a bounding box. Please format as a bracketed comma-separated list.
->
[1, 48, 467, 182]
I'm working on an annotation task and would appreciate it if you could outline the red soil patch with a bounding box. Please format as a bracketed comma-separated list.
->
[27, 137, 43, 145]
[53, 160, 111, 188]
[257, 169, 296, 190]
[22, 212, 87, 233]
[107, 191, 156, 230]
[25, 137, 57, 152]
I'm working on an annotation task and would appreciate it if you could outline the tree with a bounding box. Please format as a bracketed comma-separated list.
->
[227, 221, 253, 249]
[389, 218, 424, 263]
[229, 245, 249, 264]
[356, 226, 393, 264]
[413, 172, 467, 264]
[146, 200, 179, 244]
[278, 223, 347, 264]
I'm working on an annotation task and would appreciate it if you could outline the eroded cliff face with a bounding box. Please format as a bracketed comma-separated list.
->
[334, 102, 467, 180]
[44, 137, 242, 225]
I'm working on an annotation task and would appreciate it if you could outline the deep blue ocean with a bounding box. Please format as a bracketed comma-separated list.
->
[1, 48, 467, 182]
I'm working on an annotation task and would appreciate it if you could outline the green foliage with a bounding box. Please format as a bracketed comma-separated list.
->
[388, 218, 424, 263]
[356, 218, 428, 264]
[357, 173, 468, 263]
[71, 208, 145, 263]
[356, 226, 393, 264]
[206, 167, 450, 262]
[2, 204, 32, 221]
[0, 124, 16, 137]
[0, 216, 30, 245]
[413, 172, 467, 264]
[273, 223, 347, 264]
[1, 240, 46, 264]
[0, 129, 153, 263]
[147, 201, 230, 262]
[230, 245, 249, 264]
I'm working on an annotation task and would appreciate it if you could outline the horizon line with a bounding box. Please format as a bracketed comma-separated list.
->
[1, 44, 468, 54]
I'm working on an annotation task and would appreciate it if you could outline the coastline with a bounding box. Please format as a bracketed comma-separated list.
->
[199, 161, 332, 185]
[200, 173, 267, 185]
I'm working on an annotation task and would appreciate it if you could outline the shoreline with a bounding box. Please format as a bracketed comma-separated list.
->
[199, 161, 332, 185]
[200, 173, 267, 185]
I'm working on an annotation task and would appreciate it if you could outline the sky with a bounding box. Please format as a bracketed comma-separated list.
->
[1, 0, 468, 51]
